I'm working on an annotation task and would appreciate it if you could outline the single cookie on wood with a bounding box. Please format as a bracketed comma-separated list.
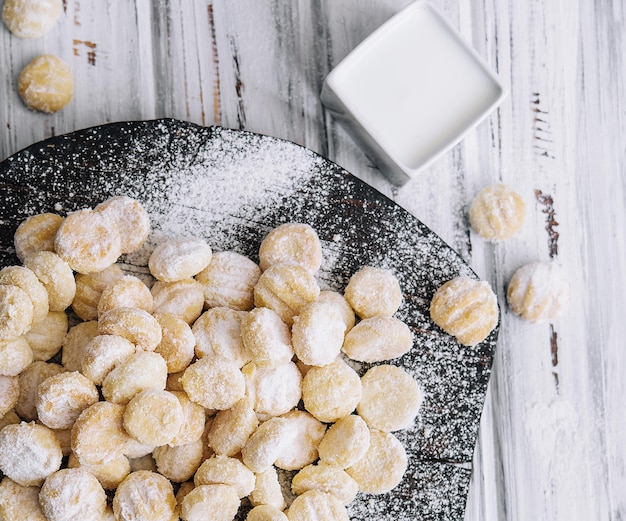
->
[17, 54, 73, 113]
[506, 261, 570, 323]
[469, 183, 525, 241]
[2, 0, 62, 39]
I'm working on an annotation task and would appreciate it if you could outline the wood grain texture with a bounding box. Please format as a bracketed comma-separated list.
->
[0, 0, 624, 520]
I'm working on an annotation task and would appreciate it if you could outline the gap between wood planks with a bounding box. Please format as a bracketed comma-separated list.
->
[535, 188, 561, 391]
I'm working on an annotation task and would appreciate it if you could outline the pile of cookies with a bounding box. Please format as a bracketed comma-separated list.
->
[0, 196, 429, 521]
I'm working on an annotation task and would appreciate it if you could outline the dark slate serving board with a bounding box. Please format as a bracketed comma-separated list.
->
[0, 119, 497, 520]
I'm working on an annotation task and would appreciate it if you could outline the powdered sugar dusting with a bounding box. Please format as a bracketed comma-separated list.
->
[0, 119, 498, 520]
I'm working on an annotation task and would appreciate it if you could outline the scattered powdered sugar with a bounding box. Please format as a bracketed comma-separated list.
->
[0, 119, 498, 520]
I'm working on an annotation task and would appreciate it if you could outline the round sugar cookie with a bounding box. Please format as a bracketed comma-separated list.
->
[318, 414, 370, 469]
[0, 476, 47, 520]
[17, 54, 72, 113]
[113, 470, 176, 521]
[301, 358, 361, 423]
[506, 261, 570, 323]
[67, 451, 130, 490]
[102, 351, 167, 405]
[0, 265, 49, 325]
[249, 466, 286, 511]
[240, 307, 293, 368]
[344, 266, 402, 319]
[241, 416, 298, 473]
[123, 389, 185, 447]
[194, 455, 256, 499]
[357, 364, 423, 432]
[149, 237, 213, 282]
[152, 278, 205, 324]
[81, 334, 136, 385]
[208, 396, 259, 457]
[192, 307, 249, 368]
[430, 276, 498, 346]
[0, 284, 33, 340]
[72, 264, 124, 321]
[291, 462, 358, 506]
[342, 317, 413, 363]
[71, 401, 134, 465]
[0, 375, 19, 418]
[153, 438, 204, 483]
[23, 251, 75, 312]
[98, 306, 162, 351]
[0, 422, 62, 486]
[2, 0, 62, 39]
[247, 505, 289, 521]
[54, 208, 121, 273]
[469, 183, 526, 241]
[196, 250, 261, 311]
[95, 195, 151, 254]
[36, 371, 99, 430]
[180, 484, 240, 521]
[13, 212, 64, 263]
[242, 361, 302, 420]
[346, 430, 407, 494]
[153, 312, 196, 373]
[97, 274, 154, 316]
[39, 468, 107, 521]
[181, 355, 245, 410]
[253, 264, 320, 326]
[15, 361, 64, 420]
[292, 301, 345, 366]
[286, 489, 348, 521]
[274, 410, 326, 471]
[0, 336, 33, 376]
[258, 223, 322, 273]
[24, 310, 67, 361]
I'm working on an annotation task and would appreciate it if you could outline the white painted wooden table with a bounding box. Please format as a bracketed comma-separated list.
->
[1, 1, 624, 520]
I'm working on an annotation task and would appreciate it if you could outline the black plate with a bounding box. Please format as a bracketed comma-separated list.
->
[0, 119, 497, 520]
